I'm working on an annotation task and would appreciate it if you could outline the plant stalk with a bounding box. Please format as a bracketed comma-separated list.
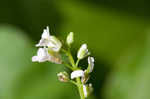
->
[65, 49, 85, 99]
[76, 77, 85, 99]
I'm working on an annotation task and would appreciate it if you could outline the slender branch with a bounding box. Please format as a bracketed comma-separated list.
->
[68, 52, 76, 67]
[63, 62, 74, 70]
[76, 58, 80, 67]
[67, 50, 76, 68]
[61, 48, 76, 68]
[70, 80, 78, 86]
[68, 52, 85, 99]
[63, 48, 85, 99]
[76, 77, 85, 99]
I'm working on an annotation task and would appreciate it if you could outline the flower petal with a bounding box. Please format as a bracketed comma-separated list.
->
[71, 70, 84, 79]
[36, 38, 49, 47]
[83, 85, 88, 98]
[87, 57, 94, 73]
[32, 56, 39, 62]
[32, 48, 50, 63]
[42, 26, 50, 39]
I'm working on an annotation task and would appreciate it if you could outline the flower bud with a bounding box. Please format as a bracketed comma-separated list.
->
[83, 83, 93, 98]
[87, 57, 94, 73]
[57, 72, 69, 82]
[66, 32, 74, 46]
[77, 44, 90, 59]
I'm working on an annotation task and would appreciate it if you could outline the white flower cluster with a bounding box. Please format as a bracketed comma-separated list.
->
[32, 26, 62, 64]
[32, 26, 94, 99]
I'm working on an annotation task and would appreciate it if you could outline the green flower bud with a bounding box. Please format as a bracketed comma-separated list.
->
[77, 44, 90, 59]
[83, 83, 93, 98]
[66, 32, 74, 46]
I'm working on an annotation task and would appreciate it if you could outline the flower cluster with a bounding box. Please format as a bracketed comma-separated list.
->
[32, 26, 95, 99]
[32, 26, 62, 64]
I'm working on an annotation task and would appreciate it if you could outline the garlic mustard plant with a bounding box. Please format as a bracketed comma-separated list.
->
[32, 26, 95, 99]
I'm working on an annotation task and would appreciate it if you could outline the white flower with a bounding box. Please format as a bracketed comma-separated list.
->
[77, 44, 90, 59]
[71, 70, 84, 79]
[36, 26, 50, 47]
[87, 57, 94, 73]
[32, 48, 51, 62]
[32, 48, 62, 64]
[66, 32, 74, 45]
[36, 26, 62, 52]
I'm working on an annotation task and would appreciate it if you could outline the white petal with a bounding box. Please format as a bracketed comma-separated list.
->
[36, 36, 62, 52]
[38, 48, 50, 62]
[88, 57, 94, 73]
[36, 26, 50, 47]
[83, 85, 88, 98]
[42, 26, 50, 39]
[32, 48, 50, 62]
[32, 56, 38, 62]
[37, 48, 46, 57]
[36, 39, 49, 47]
[71, 70, 84, 79]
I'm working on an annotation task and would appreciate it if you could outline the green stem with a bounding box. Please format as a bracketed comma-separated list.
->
[63, 48, 85, 99]
[76, 77, 85, 99]
[67, 50, 76, 68]
[63, 62, 74, 70]
[61, 48, 76, 68]
[70, 80, 78, 86]
[76, 58, 80, 67]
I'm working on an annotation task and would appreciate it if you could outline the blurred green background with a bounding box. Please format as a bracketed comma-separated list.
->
[0, 0, 150, 99]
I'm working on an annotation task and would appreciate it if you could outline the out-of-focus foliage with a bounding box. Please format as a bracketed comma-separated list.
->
[104, 32, 150, 99]
[0, 26, 81, 99]
[0, 0, 150, 99]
